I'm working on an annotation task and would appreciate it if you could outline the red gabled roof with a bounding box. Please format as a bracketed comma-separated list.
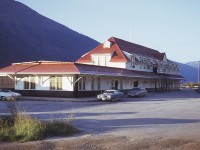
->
[76, 37, 165, 63]
[112, 37, 165, 60]
[76, 37, 128, 63]
[0, 61, 183, 79]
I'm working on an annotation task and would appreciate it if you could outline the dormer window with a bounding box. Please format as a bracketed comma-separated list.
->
[103, 41, 112, 48]
[131, 55, 135, 67]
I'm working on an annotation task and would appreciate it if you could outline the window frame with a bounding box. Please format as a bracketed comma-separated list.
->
[24, 76, 36, 90]
[97, 77, 101, 90]
[50, 76, 63, 91]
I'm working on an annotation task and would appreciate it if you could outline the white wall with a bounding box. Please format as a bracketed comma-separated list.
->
[15, 75, 74, 91]
[15, 77, 24, 90]
[108, 62, 126, 68]
[78, 75, 156, 91]
[91, 54, 112, 66]
[15, 74, 179, 92]
[62, 75, 74, 91]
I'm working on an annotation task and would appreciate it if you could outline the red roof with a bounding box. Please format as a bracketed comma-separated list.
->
[0, 62, 79, 74]
[112, 37, 165, 60]
[0, 61, 183, 79]
[76, 37, 165, 63]
[76, 37, 128, 63]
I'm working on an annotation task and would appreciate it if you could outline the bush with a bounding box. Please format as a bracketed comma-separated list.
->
[0, 103, 79, 142]
[0, 113, 44, 142]
[44, 121, 79, 137]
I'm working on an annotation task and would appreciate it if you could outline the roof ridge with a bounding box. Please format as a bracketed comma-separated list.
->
[111, 37, 165, 61]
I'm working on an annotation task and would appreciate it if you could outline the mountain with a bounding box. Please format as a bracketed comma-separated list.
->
[0, 1, 198, 83]
[186, 61, 200, 69]
[0, 0, 99, 68]
[176, 62, 198, 83]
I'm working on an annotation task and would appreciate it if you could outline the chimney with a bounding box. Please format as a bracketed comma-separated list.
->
[103, 41, 112, 48]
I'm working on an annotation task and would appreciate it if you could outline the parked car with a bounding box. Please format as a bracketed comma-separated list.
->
[97, 90, 124, 101]
[127, 87, 147, 97]
[0, 89, 21, 101]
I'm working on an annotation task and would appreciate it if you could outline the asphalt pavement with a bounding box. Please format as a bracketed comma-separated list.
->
[1, 88, 200, 140]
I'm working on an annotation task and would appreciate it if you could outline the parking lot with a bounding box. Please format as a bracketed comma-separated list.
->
[0, 88, 200, 139]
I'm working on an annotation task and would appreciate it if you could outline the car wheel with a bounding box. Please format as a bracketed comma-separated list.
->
[1, 96, 6, 101]
[11, 97, 15, 101]
[102, 97, 106, 101]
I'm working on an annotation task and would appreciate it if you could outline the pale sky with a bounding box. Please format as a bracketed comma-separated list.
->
[16, 0, 200, 63]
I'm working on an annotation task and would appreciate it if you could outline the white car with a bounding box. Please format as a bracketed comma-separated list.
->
[97, 90, 124, 102]
[0, 89, 21, 101]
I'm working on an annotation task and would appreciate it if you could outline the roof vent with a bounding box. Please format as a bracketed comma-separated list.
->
[103, 41, 112, 48]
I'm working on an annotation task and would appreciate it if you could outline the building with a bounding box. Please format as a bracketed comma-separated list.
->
[0, 37, 183, 97]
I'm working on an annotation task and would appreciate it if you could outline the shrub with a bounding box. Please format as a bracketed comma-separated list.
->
[44, 121, 79, 137]
[0, 102, 79, 142]
[0, 112, 44, 142]
[12, 114, 44, 142]
[44, 112, 79, 137]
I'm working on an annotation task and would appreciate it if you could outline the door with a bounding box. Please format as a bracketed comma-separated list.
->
[134, 81, 138, 87]
[115, 80, 118, 90]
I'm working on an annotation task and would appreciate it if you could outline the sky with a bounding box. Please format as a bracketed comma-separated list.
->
[16, 0, 200, 63]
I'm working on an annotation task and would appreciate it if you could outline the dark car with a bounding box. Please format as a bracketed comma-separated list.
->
[127, 87, 147, 97]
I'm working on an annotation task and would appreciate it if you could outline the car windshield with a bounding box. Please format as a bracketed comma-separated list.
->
[0, 89, 10, 92]
[132, 88, 140, 91]
[104, 91, 114, 94]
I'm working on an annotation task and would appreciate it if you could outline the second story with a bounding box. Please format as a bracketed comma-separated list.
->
[76, 37, 180, 75]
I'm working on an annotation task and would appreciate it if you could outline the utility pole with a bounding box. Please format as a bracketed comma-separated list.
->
[198, 61, 200, 84]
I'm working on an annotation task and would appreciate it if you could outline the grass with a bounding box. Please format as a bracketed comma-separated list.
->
[0, 103, 79, 142]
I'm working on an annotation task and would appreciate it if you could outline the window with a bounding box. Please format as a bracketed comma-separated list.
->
[78, 76, 86, 91]
[97, 77, 101, 90]
[78, 78, 82, 90]
[131, 55, 135, 66]
[83, 76, 86, 90]
[30, 77, 35, 89]
[24, 76, 35, 90]
[50, 77, 56, 90]
[50, 76, 62, 90]
[91, 77, 94, 90]
[24, 77, 29, 89]
[57, 77, 62, 90]
[111, 80, 115, 89]
[120, 80, 123, 90]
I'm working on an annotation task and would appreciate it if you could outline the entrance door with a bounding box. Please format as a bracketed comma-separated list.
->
[134, 81, 138, 87]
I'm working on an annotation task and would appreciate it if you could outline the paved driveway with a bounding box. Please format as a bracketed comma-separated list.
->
[1, 88, 200, 139]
